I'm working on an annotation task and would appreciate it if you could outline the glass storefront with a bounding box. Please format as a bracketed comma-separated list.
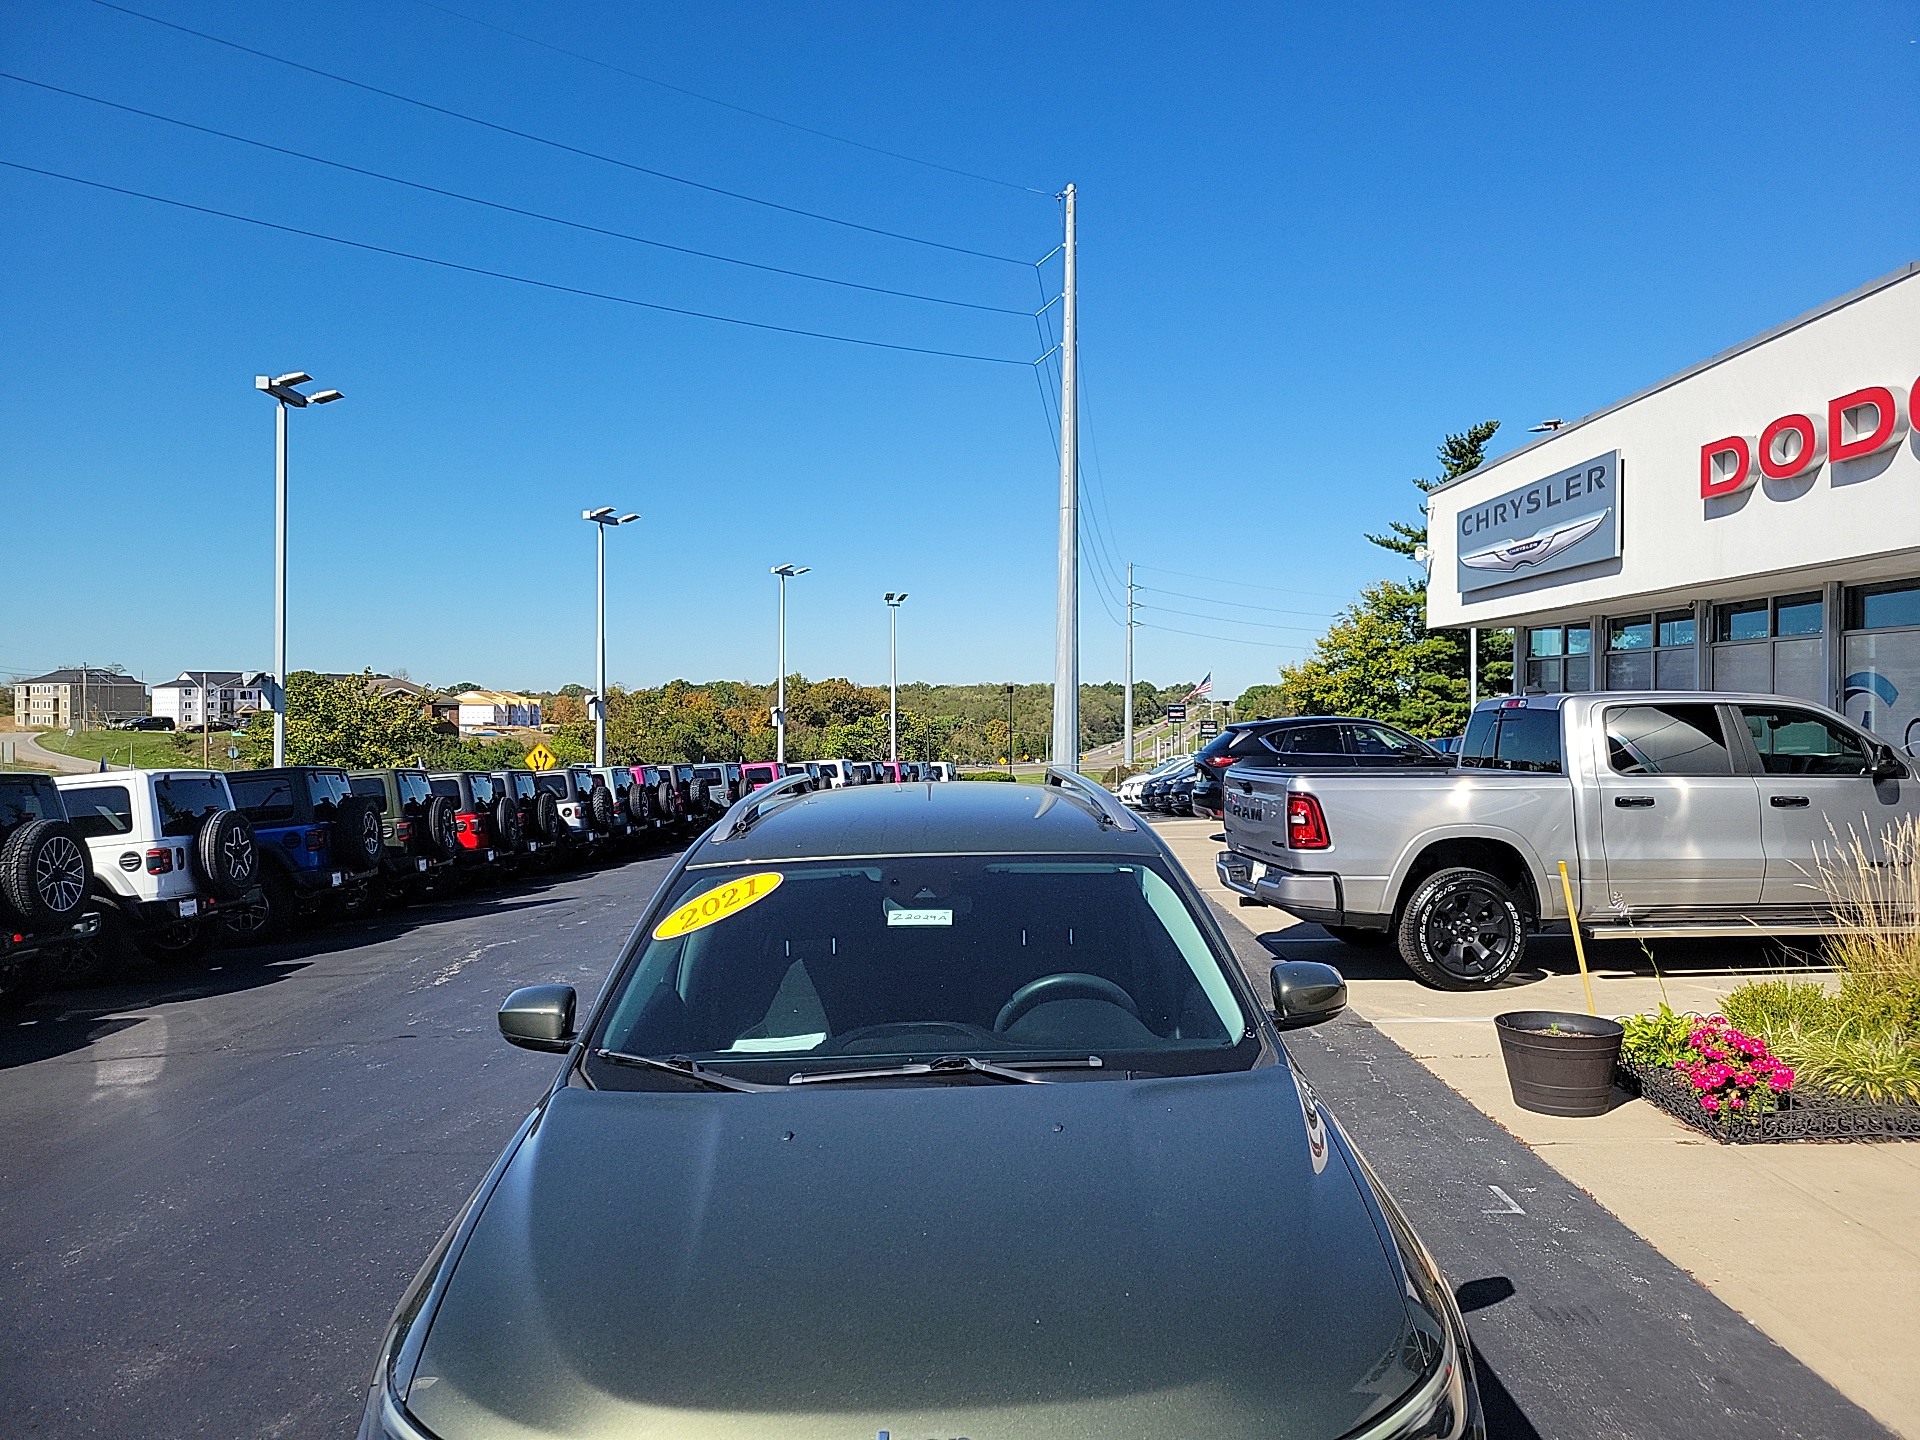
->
[1842, 579, 1920, 757]
[1605, 609, 1696, 689]
[1711, 592, 1824, 703]
[1525, 625, 1591, 693]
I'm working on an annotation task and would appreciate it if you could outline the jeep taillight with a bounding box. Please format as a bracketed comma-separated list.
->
[305, 828, 327, 851]
[394, 820, 412, 841]
[1287, 794, 1330, 850]
[145, 848, 173, 874]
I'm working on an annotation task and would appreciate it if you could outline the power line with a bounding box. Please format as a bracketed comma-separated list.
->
[1134, 582, 1335, 620]
[1135, 620, 1303, 651]
[1132, 562, 1352, 602]
[88, 0, 1040, 267]
[1136, 603, 1325, 635]
[407, 0, 1053, 197]
[1, 73, 1038, 318]
[0, 159, 1040, 365]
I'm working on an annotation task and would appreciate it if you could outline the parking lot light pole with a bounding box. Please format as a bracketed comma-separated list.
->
[583, 508, 639, 766]
[254, 372, 343, 767]
[884, 592, 908, 763]
[771, 564, 809, 765]
[1005, 684, 1016, 777]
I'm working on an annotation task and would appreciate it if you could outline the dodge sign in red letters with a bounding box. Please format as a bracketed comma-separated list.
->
[1701, 380, 1913, 501]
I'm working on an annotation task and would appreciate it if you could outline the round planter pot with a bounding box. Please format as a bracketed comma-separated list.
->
[1494, 1010, 1625, 1118]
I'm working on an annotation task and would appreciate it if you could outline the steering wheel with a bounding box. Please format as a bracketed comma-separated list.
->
[994, 973, 1139, 1033]
[826, 1020, 999, 1053]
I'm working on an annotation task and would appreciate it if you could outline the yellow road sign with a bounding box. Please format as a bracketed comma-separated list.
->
[524, 742, 558, 771]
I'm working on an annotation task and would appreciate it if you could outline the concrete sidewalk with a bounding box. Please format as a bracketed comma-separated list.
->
[1156, 814, 1920, 1439]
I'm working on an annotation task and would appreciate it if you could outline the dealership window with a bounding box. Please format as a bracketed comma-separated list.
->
[1842, 578, 1920, 757]
[1605, 610, 1696, 690]
[1525, 625, 1591, 693]
[1712, 592, 1824, 702]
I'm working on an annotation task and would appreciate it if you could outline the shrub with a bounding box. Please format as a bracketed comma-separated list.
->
[1620, 1003, 1695, 1068]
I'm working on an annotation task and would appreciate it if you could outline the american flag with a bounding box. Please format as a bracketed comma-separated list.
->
[1183, 673, 1213, 702]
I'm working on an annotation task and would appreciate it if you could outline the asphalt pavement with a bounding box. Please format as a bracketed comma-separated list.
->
[0, 834, 1894, 1439]
[0, 848, 678, 1438]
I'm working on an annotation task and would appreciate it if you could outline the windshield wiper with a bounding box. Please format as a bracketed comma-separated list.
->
[593, 1049, 775, 1092]
[788, 1054, 1104, 1087]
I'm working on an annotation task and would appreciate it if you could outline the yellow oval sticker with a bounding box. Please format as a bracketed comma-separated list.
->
[652, 872, 784, 942]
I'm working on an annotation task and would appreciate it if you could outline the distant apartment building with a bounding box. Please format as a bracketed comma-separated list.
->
[456, 690, 541, 732]
[12, 668, 150, 728]
[151, 671, 271, 728]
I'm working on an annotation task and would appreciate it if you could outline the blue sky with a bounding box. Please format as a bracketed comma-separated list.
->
[5, 1, 1916, 698]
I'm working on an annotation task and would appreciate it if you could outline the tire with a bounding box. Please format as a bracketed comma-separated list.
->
[220, 867, 292, 946]
[134, 918, 219, 966]
[493, 795, 523, 851]
[1395, 866, 1527, 990]
[588, 784, 616, 833]
[533, 791, 562, 842]
[1323, 925, 1391, 948]
[655, 778, 674, 815]
[1, 820, 92, 926]
[193, 809, 259, 902]
[625, 784, 649, 825]
[420, 795, 458, 860]
[332, 796, 383, 871]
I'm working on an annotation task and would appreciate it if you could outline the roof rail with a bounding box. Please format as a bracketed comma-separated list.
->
[710, 771, 816, 841]
[1042, 767, 1138, 831]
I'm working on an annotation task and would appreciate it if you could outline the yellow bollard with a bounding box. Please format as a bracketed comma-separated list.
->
[1558, 860, 1596, 1016]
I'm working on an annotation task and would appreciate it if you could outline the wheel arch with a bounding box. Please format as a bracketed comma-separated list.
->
[1389, 829, 1550, 928]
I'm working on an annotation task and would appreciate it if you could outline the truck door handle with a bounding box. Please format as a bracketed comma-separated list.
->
[1614, 796, 1655, 808]
[1770, 795, 1810, 808]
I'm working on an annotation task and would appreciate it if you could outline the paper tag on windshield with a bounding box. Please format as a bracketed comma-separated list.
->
[886, 908, 952, 927]
[653, 872, 783, 941]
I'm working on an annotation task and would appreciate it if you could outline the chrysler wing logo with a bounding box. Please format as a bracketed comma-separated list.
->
[1460, 509, 1609, 573]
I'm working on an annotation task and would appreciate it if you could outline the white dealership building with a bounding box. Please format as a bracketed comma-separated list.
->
[1427, 260, 1920, 754]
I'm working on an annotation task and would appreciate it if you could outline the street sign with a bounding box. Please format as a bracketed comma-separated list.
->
[1164, 704, 1187, 722]
[1198, 720, 1219, 737]
[524, 742, 558, 771]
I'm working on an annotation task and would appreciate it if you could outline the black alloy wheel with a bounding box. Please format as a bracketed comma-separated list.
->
[1396, 865, 1526, 990]
[2, 820, 91, 925]
[219, 868, 292, 946]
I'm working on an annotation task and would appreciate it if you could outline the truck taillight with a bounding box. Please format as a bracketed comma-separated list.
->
[145, 848, 173, 875]
[1287, 794, 1330, 850]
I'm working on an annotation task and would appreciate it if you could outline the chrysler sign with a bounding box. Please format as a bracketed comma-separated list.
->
[1456, 450, 1619, 594]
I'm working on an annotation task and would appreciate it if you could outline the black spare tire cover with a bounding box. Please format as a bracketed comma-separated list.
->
[1, 819, 92, 925]
[332, 795, 383, 870]
[194, 809, 258, 901]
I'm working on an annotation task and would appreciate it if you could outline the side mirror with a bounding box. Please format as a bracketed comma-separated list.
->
[1270, 961, 1346, 1031]
[1871, 746, 1908, 782]
[498, 984, 577, 1053]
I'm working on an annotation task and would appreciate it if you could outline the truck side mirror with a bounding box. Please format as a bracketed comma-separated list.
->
[498, 984, 577, 1052]
[1270, 961, 1347, 1031]
[1871, 746, 1909, 782]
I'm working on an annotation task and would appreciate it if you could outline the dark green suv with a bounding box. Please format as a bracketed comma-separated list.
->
[347, 768, 459, 900]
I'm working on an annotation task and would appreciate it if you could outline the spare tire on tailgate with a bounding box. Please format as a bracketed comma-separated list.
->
[193, 809, 258, 901]
[1, 819, 92, 927]
[532, 791, 562, 842]
[420, 794, 458, 859]
[332, 795, 384, 871]
[493, 795, 523, 850]
[625, 782, 649, 825]
[587, 783, 616, 832]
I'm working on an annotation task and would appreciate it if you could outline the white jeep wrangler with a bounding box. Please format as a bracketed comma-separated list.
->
[54, 770, 260, 964]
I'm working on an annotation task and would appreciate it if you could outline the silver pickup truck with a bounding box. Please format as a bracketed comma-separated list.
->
[1218, 691, 1918, 990]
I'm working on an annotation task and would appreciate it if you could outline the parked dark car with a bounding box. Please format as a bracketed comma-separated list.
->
[1193, 718, 1449, 821]
[491, 770, 560, 859]
[428, 771, 511, 875]
[0, 772, 101, 998]
[1164, 769, 1198, 815]
[349, 768, 459, 898]
[361, 771, 1481, 1440]
[221, 767, 384, 942]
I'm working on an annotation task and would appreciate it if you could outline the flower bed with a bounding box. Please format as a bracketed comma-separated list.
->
[1623, 1060, 1920, 1144]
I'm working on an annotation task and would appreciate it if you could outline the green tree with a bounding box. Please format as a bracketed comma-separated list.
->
[1233, 684, 1291, 720]
[240, 671, 443, 767]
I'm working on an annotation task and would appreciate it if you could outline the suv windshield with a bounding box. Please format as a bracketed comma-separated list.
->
[155, 776, 228, 837]
[591, 857, 1254, 1084]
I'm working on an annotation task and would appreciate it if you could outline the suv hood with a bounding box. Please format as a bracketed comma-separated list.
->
[406, 1068, 1424, 1440]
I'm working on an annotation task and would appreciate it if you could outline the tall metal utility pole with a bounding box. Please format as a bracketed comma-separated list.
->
[885, 592, 908, 763]
[1051, 182, 1079, 774]
[583, 508, 639, 766]
[1468, 627, 1479, 709]
[771, 564, 809, 765]
[255, 372, 343, 767]
[1123, 561, 1135, 767]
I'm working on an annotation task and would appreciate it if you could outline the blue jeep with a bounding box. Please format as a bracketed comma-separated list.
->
[218, 767, 384, 942]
